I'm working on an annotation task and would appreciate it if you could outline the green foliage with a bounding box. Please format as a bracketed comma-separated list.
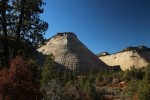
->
[40, 54, 55, 87]
[63, 70, 69, 82]
[125, 79, 139, 97]
[42, 79, 63, 100]
[137, 64, 150, 100]
[41, 61, 150, 100]
[122, 65, 150, 99]
[78, 76, 86, 89]
[0, 0, 48, 67]
[0, 0, 48, 46]
[123, 66, 144, 81]
[83, 80, 92, 94]
[95, 73, 103, 83]
[83, 79, 102, 99]
[63, 70, 74, 82]
[145, 64, 150, 81]
[138, 80, 150, 100]
[111, 71, 124, 81]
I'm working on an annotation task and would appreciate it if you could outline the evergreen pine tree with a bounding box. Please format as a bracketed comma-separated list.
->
[40, 54, 55, 87]
[0, 0, 48, 67]
[63, 70, 69, 82]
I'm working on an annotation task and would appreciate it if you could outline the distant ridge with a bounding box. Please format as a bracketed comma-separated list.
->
[37, 32, 108, 71]
[98, 46, 150, 70]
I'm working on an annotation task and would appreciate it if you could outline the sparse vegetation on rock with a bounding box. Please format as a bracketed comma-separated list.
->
[99, 46, 150, 70]
[0, 0, 150, 100]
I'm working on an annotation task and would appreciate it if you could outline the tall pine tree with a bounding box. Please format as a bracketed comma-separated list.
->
[41, 54, 55, 87]
[0, 0, 48, 67]
[0, 0, 11, 67]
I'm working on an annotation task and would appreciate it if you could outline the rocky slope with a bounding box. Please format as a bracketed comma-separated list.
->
[37, 32, 108, 71]
[98, 46, 150, 70]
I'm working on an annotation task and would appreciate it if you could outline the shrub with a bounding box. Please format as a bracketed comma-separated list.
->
[138, 80, 150, 100]
[42, 79, 63, 100]
[123, 66, 144, 81]
[145, 64, 150, 81]
[126, 80, 139, 93]
[0, 56, 40, 100]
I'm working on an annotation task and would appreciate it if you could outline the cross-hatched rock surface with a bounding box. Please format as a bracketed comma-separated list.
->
[37, 32, 108, 71]
[98, 46, 150, 70]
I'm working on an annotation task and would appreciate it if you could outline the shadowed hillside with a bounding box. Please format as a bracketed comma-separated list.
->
[37, 32, 108, 72]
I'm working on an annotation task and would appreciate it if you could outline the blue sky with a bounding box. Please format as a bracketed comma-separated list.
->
[41, 0, 150, 54]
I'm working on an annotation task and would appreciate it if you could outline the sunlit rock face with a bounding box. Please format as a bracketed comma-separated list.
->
[98, 46, 150, 71]
[37, 32, 108, 71]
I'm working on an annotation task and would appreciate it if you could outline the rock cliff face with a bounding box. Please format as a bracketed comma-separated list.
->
[98, 46, 150, 70]
[37, 32, 108, 71]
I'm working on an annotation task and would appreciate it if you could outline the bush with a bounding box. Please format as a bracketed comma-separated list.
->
[126, 80, 139, 94]
[0, 56, 40, 100]
[111, 71, 124, 81]
[145, 64, 150, 81]
[123, 66, 144, 81]
[42, 79, 63, 100]
[138, 80, 150, 100]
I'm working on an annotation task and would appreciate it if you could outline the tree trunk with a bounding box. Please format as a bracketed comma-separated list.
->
[1, 0, 9, 67]
[13, 0, 26, 58]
